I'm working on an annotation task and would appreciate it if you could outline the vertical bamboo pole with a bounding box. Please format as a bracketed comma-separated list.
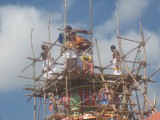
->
[120, 58, 157, 113]
[30, 28, 36, 120]
[90, 0, 97, 107]
[132, 47, 141, 71]
[116, 4, 121, 56]
[44, 90, 46, 120]
[44, 14, 51, 120]
[135, 90, 141, 112]
[38, 98, 41, 120]
[154, 93, 157, 109]
[140, 22, 148, 118]
[90, 0, 94, 72]
[64, 0, 69, 119]
[116, 4, 123, 75]
[95, 39, 117, 119]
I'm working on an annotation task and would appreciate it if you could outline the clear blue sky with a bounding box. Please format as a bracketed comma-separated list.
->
[0, 0, 160, 120]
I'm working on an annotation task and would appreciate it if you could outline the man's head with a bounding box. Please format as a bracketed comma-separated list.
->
[65, 25, 72, 30]
[110, 45, 116, 52]
[41, 44, 48, 50]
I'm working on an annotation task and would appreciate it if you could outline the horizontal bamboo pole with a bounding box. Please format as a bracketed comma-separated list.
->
[17, 75, 33, 79]
[118, 35, 141, 43]
[57, 28, 92, 34]
[26, 84, 45, 86]
[120, 58, 157, 113]
[44, 42, 92, 54]
[27, 57, 42, 62]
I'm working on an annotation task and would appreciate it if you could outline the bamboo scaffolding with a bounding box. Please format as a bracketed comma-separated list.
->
[118, 36, 141, 43]
[21, 1, 159, 120]
[140, 22, 149, 118]
[46, 88, 106, 119]
[148, 67, 160, 79]
[38, 98, 41, 120]
[95, 38, 123, 120]
[17, 75, 33, 79]
[135, 89, 141, 112]
[30, 28, 36, 120]
[64, 0, 70, 119]
[57, 28, 91, 34]
[132, 46, 141, 71]
[21, 32, 59, 73]
[45, 43, 92, 54]
[120, 58, 157, 113]
[36, 54, 62, 81]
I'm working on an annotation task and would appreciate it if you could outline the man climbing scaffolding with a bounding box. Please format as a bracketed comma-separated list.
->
[110, 45, 121, 75]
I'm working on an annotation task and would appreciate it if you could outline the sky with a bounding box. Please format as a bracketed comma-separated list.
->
[0, 0, 160, 120]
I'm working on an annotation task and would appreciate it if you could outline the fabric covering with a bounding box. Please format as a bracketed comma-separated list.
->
[112, 58, 121, 75]
[42, 59, 58, 79]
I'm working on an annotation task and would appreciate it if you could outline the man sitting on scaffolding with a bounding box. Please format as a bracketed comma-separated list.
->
[59, 25, 89, 70]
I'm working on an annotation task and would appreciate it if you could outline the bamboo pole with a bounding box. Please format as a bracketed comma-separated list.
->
[116, 4, 122, 78]
[135, 89, 141, 112]
[17, 75, 33, 79]
[140, 22, 148, 118]
[48, 88, 106, 119]
[154, 93, 157, 109]
[90, 0, 97, 108]
[95, 38, 119, 119]
[118, 36, 141, 43]
[120, 58, 157, 113]
[36, 54, 62, 81]
[90, 0, 94, 72]
[44, 14, 51, 120]
[148, 67, 160, 79]
[57, 28, 91, 34]
[47, 43, 92, 54]
[64, 0, 70, 119]
[38, 98, 41, 120]
[21, 34, 59, 73]
[54, 83, 63, 119]
[127, 92, 141, 119]
[132, 47, 141, 71]
[116, 4, 121, 54]
[30, 28, 36, 120]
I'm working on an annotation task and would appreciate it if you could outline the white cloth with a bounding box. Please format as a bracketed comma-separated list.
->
[76, 56, 83, 69]
[42, 59, 58, 79]
[65, 49, 77, 59]
[112, 58, 121, 75]
[63, 41, 77, 59]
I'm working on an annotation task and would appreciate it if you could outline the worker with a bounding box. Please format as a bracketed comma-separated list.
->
[58, 25, 88, 70]
[40, 44, 58, 80]
[110, 45, 121, 75]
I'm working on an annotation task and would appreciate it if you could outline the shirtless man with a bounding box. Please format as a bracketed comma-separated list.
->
[110, 45, 121, 75]
[41, 44, 50, 60]
[40, 44, 57, 79]
[60, 25, 88, 70]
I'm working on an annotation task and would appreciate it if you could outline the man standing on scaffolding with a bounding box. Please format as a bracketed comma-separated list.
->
[59, 25, 88, 70]
[40, 44, 58, 80]
[110, 45, 121, 75]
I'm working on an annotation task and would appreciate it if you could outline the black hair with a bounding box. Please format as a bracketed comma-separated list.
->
[65, 25, 72, 30]
[41, 44, 46, 50]
[111, 45, 116, 50]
